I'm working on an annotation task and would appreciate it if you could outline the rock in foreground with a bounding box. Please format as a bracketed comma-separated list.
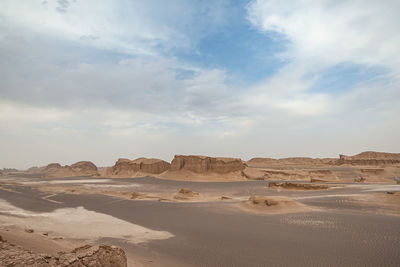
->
[0, 236, 127, 267]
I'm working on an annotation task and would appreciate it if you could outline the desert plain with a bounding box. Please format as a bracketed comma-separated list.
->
[1, 151, 400, 266]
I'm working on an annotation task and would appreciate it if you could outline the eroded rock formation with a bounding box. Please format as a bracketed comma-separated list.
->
[103, 157, 171, 177]
[44, 161, 98, 178]
[243, 168, 337, 181]
[268, 182, 329, 190]
[337, 151, 400, 165]
[170, 155, 245, 173]
[241, 196, 311, 214]
[246, 157, 335, 167]
[0, 236, 127, 267]
[173, 188, 199, 200]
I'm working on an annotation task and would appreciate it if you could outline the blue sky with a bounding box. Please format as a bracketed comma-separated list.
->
[0, 0, 399, 168]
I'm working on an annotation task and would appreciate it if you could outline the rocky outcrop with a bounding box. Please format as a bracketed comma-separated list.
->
[45, 163, 62, 171]
[44, 161, 98, 178]
[70, 161, 98, 174]
[173, 188, 199, 200]
[0, 236, 127, 266]
[241, 196, 311, 214]
[243, 168, 337, 181]
[247, 157, 335, 167]
[268, 182, 329, 190]
[104, 157, 171, 177]
[337, 151, 400, 165]
[170, 155, 245, 174]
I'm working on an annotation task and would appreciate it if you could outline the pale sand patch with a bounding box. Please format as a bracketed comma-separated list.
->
[0, 199, 173, 244]
[280, 217, 337, 229]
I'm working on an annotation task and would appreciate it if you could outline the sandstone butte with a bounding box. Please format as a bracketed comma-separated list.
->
[338, 151, 400, 165]
[170, 155, 245, 173]
[101, 157, 171, 177]
[20, 151, 400, 179]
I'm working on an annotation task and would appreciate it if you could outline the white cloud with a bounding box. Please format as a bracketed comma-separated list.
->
[0, 1, 399, 169]
[247, 0, 400, 72]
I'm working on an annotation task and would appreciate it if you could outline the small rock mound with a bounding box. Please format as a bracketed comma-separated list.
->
[0, 236, 127, 266]
[241, 196, 310, 214]
[248, 196, 290, 206]
[354, 177, 366, 183]
[173, 188, 199, 200]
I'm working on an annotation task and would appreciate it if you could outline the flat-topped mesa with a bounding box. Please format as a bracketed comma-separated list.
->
[109, 157, 171, 177]
[337, 151, 400, 165]
[170, 155, 246, 174]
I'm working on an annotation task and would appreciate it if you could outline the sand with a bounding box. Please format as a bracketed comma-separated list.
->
[1, 172, 400, 266]
[240, 196, 313, 214]
[0, 199, 173, 245]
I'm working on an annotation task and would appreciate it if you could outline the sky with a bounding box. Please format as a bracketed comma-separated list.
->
[0, 0, 399, 169]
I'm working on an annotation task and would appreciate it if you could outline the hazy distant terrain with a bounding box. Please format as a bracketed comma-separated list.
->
[1, 151, 399, 266]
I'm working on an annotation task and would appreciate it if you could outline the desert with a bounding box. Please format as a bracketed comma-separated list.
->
[1, 151, 400, 266]
[1, 2, 400, 266]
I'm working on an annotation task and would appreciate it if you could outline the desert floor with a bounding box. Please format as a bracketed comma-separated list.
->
[1, 175, 399, 266]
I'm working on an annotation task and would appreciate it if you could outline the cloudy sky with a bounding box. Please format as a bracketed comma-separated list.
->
[1, 0, 399, 169]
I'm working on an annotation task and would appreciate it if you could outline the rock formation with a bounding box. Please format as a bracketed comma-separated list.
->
[268, 182, 329, 190]
[44, 161, 99, 178]
[170, 155, 245, 173]
[102, 157, 171, 177]
[173, 188, 199, 200]
[337, 151, 400, 165]
[243, 168, 337, 181]
[0, 236, 127, 266]
[246, 157, 335, 167]
[241, 196, 311, 214]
